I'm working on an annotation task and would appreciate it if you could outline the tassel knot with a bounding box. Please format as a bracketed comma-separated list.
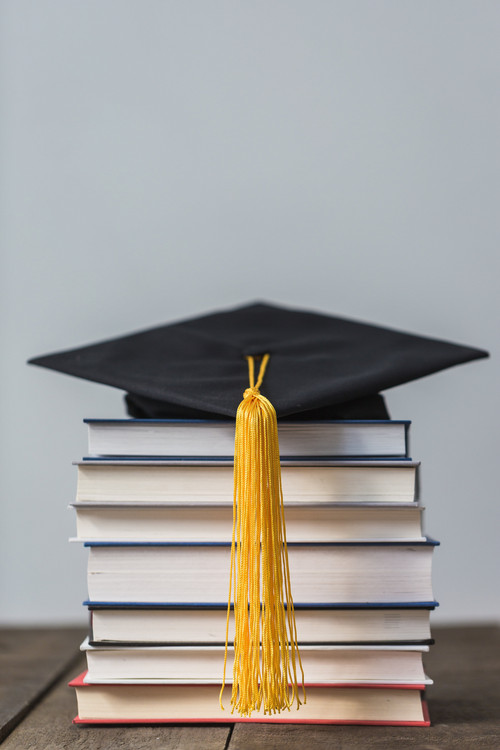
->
[243, 386, 260, 399]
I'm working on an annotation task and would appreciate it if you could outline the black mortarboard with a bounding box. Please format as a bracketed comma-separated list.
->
[29, 301, 488, 419]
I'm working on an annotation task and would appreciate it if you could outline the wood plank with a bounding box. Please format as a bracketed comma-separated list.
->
[229, 625, 500, 749]
[1, 654, 231, 750]
[0, 627, 86, 743]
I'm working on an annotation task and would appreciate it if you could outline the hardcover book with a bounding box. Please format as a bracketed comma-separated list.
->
[75, 459, 419, 505]
[70, 672, 431, 725]
[72, 503, 424, 543]
[85, 419, 411, 459]
[80, 640, 432, 685]
[88, 603, 436, 646]
[85, 539, 438, 605]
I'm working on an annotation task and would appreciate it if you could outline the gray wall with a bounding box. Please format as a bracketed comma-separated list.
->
[1, 1, 498, 625]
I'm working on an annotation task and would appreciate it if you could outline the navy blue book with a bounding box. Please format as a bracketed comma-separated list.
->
[85, 539, 438, 606]
[84, 419, 411, 459]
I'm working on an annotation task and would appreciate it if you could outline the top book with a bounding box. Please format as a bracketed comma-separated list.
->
[85, 419, 410, 459]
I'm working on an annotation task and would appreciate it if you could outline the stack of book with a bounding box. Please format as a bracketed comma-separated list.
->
[69, 418, 437, 726]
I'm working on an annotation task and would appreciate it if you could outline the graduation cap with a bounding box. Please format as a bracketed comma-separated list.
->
[28, 300, 488, 421]
[28, 301, 488, 716]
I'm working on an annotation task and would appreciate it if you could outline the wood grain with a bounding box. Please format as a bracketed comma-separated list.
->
[1, 654, 231, 750]
[0, 627, 86, 743]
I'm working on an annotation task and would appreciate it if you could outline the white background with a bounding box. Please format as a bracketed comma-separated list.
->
[1, 1, 498, 625]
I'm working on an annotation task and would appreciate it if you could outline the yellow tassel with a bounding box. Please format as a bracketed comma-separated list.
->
[220, 354, 305, 716]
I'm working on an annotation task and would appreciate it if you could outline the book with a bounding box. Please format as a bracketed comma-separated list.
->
[88, 604, 435, 646]
[80, 639, 431, 684]
[85, 419, 410, 458]
[75, 460, 419, 505]
[85, 539, 438, 604]
[70, 672, 430, 725]
[72, 503, 424, 543]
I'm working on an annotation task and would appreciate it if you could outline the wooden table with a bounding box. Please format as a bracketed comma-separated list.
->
[1, 625, 498, 749]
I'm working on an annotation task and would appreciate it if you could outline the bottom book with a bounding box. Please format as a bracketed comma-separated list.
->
[70, 672, 430, 725]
